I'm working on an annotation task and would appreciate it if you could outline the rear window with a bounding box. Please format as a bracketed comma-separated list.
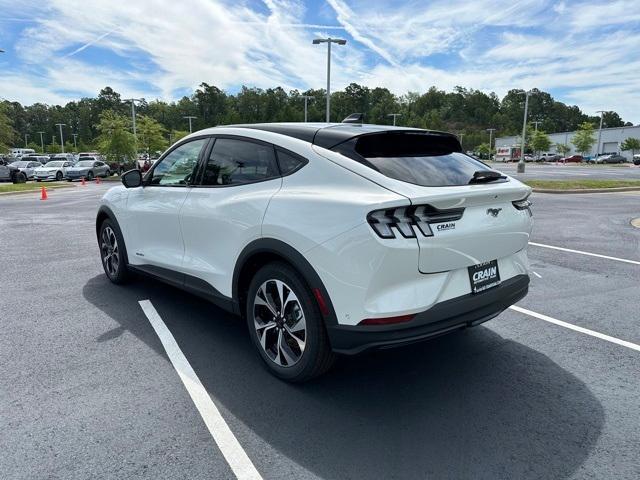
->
[338, 132, 505, 187]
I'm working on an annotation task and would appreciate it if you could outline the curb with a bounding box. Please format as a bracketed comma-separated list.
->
[0, 184, 76, 196]
[532, 187, 640, 194]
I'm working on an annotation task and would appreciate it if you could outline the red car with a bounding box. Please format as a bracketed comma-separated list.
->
[562, 155, 583, 163]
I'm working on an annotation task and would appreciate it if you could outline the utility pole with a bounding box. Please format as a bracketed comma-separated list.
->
[24, 133, 29, 148]
[486, 128, 496, 160]
[518, 89, 536, 173]
[300, 95, 314, 122]
[531, 121, 541, 132]
[125, 98, 143, 139]
[55, 123, 66, 153]
[183, 116, 197, 133]
[596, 110, 608, 157]
[387, 113, 401, 126]
[458, 133, 465, 149]
[72, 133, 78, 150]
[312, 37, 347, 123]
[37, 131, 45, 152]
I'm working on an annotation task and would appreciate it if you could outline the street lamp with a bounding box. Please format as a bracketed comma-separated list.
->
[37, 131, 45, 153]
[24, 133, 29, 148]
[55, 123, 66, 153]
[300, 95, 314, 122]
[531, 121, 541, 132]
[183, 116, 197, 133]
[596, 110, 609, 158]
[486, 128, 496, 160]
[72, 133, 78, 150]
[125, 98, 143, 139]
[458, 132, 465, 149]
[312, 37, 347, 123]
[387, 113, 401, 126]
[518, 89, 537, 173]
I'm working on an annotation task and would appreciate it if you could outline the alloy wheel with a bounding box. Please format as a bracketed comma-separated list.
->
[253, 279, 306, 367]
[100, 226, 120, 278]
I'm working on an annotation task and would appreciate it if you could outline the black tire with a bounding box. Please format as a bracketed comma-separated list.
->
[36, 179, 41, 182]
[67, 179, 73, 182]
[55, 171, 63, 181]
[13, 172, 27, 184]
[105, 169, 111, 177]
[98, 218, 130, 284]
[87, 171, 94, 181]
[246, 262, 336, 382]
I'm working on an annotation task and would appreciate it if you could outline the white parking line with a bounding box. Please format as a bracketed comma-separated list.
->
[509, 305, 640, 352]
[532, 271, 542, 278]
[529, 242, 640, 266]
[138, 300, 263, 480]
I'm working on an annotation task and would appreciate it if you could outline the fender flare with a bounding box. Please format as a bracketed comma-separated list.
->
[232, 238, 338, 325]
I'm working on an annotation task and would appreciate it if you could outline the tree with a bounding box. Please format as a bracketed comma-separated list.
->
[572, 122, 596, 156]
[620, 137, 640, 157]
[556, 143, 571, 158]
[96, 110, 136, 162]
[136, 115, 167, 154]
[476, 142, 492, 159]
[169, 130, 189, 144]
[530, 130, 551, 157]
[0, 103, 17, 153]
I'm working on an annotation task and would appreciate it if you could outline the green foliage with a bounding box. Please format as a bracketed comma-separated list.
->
[620, 137, 640, 155]
[1, 84, 630, 156]
[169, 130, 189, 144]
[571, 122, 597, 155]
[136, 115, 167, 154]
[96, 110, 137, 162]
[556, 143, 571, 156]
[476, 143, 492, 159]
[47, 138, 62, 154]
[530, 130, 551, 155]
[0, 103, 16, 153]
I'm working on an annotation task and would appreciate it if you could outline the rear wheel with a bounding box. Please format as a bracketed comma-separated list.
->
[87, 171, 94, 181]
[55, 171, 63, 181]
[13, 172, 26, 184]
[99, 219, 130, 284]
[105, 169, 111, 177]
[246, 262, 335, 382]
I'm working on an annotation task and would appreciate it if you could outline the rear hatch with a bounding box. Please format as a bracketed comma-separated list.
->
[323, 130, 532, 274]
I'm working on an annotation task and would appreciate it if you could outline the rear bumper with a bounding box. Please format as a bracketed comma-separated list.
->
[327, 274, 529, 354]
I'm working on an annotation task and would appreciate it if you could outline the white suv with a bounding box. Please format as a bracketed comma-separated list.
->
[96, 123, 533, 381]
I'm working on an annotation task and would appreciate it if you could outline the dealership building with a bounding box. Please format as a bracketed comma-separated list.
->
[494, 124, 640, 160]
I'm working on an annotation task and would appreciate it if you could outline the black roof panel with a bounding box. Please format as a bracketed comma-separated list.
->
[231, 123, 458, 149]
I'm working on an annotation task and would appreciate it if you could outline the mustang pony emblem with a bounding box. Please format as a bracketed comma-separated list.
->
[486, 208, 502, 217]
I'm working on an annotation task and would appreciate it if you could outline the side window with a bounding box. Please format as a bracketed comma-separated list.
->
[151, 139, 207, 186]
[276, 149, 306, 175]
[201, 138, 278, 186]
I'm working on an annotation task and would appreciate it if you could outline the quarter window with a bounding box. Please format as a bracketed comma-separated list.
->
[201, 138, 278, 186]
[276, 149, 306, 175]
[151, 139, 207, 186]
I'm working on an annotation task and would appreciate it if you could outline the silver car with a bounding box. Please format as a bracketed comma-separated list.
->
[33, 160, 73, 181]
[65, 158, 111, 181]
[9, 160, 42, 179]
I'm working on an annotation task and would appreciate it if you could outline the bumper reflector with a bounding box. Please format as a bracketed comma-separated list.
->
[312, 288, 330, 317]
[359, 314, 414, 326]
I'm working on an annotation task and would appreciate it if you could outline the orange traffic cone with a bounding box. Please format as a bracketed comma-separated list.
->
[81, 176, 86, 186]
[40, 186, 48, 200]
[96, 176, 101, 184]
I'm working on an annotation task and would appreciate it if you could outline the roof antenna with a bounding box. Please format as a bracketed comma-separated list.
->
[342, 113, 364, 124]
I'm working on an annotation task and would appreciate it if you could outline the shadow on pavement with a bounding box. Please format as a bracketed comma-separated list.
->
[84, 273, 604, 480]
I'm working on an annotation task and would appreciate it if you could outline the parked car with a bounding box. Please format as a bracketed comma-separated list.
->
[596, 154, 626, 164]
[538, 153, 561, 162]
[523, 154, 535, 162]
[562, 155, 583, 163]
[33, 160, 73, 181]
[0, 158, 27, 183]
[96, 122, 533, 381]
[108, 158, 137, 175]
[9, 160, 42, 179]
[633, 154, 640, 165]
[66, 159, 111, 181]
[49, 153, 77, 165]
[23, 154, 51, 165]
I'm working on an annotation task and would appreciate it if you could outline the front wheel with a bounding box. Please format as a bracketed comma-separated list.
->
[13, 172, 27, 184]
[99, 219, 130, 284]
[105, 169, 111, 177]
[246, 262, 335, 382]
[87, 171, 94, 181]
[55, 171, 63, 181]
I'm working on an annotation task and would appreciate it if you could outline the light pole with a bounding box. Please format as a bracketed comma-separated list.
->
[300, 95, 314, 122]
[125, 98, 143, 139]
[486, 128, 496, 160]
[458, 133, 465, 149]
[37, 131, 45, 152]
[518, 89, 536, 173]
[596, 110, 608, 157]
[55, 123, 66, 153]
[312, 37, 347, 123]
[183, 116, 197, 133]
[387, 113, 401, 126]
[531, 121, 541, 132]
[72, 133, 78, 150]
[24, 133, 29, 148]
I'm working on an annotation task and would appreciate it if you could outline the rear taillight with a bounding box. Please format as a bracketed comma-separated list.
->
[512, 196, 532, 212]
[367, 204, 465, 239]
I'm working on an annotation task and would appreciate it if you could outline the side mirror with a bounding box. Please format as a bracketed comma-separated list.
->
[121, 169, 143, 188]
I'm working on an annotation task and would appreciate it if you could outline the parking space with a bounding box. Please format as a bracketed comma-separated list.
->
[494, 163, 640, 181]
[1, 185, 639, 479]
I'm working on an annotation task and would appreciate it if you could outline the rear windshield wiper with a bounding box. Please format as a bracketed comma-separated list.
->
[469, 170, 507, 184]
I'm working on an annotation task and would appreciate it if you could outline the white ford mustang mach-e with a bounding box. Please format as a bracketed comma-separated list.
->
[96, 122, 533, 381]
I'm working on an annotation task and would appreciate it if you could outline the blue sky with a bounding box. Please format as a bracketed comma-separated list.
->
[1, 0, 639, 123]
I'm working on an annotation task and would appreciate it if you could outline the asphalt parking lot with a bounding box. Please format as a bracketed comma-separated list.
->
[1, 184, 639, 479]
[494, 162, 640, 181]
